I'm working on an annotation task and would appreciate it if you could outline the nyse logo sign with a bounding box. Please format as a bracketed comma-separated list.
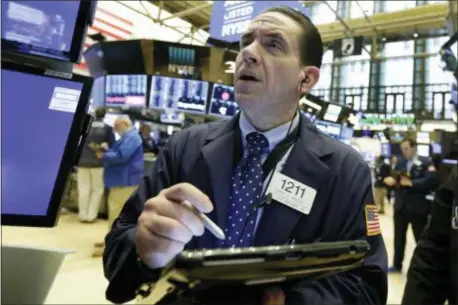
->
[225, 61, 235, 74]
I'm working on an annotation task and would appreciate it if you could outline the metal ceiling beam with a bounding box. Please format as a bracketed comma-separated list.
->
[157, 0, 164, 20]
[322, 1, 372, 57]
[159, 3, 212, 22]
[117, 1, 207, 45]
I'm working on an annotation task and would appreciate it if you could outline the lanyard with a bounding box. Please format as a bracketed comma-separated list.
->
[232, 118, 300, 181]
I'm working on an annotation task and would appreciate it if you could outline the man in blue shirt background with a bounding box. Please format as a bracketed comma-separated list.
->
[93, 115, 144, 257]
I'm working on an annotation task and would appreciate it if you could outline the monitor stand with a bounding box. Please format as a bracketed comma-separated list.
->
[1, 244, 74, 304]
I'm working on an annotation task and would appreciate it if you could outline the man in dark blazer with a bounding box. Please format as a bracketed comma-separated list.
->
[384, 138, 440, 272]
[103, 6, 388, 305]
[402, 164, 458, 305]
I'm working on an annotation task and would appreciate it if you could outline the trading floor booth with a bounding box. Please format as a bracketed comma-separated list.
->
[1, 0, 96, 303]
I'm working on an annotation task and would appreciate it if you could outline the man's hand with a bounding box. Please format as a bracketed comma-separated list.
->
[96, 151, 104, 160]
[100, 142, 109, 150]
[135, 183, 213, 270]
[383, 176, 396, 186]
[400, 176, 413, 187]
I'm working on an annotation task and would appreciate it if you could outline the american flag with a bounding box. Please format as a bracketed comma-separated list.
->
[73, 5, 134, 74]
[365, 205, 381, 236]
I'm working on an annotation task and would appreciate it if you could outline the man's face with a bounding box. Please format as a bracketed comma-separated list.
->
[401, 142, 416, 160]
[114, 121, 128, 135]
[234, 12, 317, 114]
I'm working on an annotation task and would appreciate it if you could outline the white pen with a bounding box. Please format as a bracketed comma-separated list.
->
[181, 200, 226, 240]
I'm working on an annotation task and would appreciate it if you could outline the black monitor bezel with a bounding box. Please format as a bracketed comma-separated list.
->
[1, 60, 94, 227]
[1, 0, 93, 63]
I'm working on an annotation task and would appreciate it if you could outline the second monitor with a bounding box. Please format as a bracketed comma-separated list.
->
[150, 75, 209, 114]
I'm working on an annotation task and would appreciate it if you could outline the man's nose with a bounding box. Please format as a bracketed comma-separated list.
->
[242, 43, 261, 65]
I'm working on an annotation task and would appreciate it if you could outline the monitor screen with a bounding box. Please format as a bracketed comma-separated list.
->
[208, 83, 239, 117]
[381, 143, 391, 157]
[1, 61, 92, 226]
[315, 120, 341, 141]
[149, 76, 209, 114]
[431, 143, 442, 154]
[323, 104, 342, 122]
[1, 0, 90, 62]
[339, 126, 354, 144]
[105, 75, 147, 107]
[417, 144, 430, 157]
[416, 132, 430, 144]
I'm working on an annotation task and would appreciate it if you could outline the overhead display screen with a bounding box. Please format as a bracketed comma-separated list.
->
[105, 75, 147, 107]
[1, 0, 83, 61]
[149, 76, 209, 114]
[208, 83, 239, 117]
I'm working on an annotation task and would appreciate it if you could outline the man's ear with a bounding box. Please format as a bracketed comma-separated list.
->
[300, 66, 320, 95]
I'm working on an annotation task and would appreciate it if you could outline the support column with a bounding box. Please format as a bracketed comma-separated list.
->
[330, 0, 351, 104]
[368, 36, 381, 112]
[413, 38, 426, 112]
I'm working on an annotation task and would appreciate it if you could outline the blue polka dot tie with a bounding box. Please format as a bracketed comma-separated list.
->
[220, 132, 269, 248]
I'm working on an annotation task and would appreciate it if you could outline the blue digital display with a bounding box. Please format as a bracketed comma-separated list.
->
[315, 120, 341, 140]
[1, 0, 81, 61]
[149, 75, 209, 114]
[105, 75, 147, 107]
[208, 83, 239, 117]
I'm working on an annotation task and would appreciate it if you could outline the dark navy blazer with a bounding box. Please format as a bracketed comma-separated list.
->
[103, 113, 388, 305]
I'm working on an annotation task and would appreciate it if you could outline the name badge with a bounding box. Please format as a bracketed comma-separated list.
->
[266, 172, 317, 215]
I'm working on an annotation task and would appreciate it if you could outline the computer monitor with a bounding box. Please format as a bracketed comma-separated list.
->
[417, 144, 430, 157]
[149, 75, 209, 114]
[1, 0, 94, 63]
[315, 120, 342, 141]
[323, 104, 342, 122]
[381, 143, 391, 157]
[1, 61, 93, 227]
[431, 143, 443, 154]
[339, 126, 354, 145]
[105, 75, 147, 107]
[208, 83, 239, 118]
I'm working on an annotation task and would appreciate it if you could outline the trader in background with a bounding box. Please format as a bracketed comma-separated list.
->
[92, 115, 143, 257]
[77, 108, 115, 223]
[402, 164, 457, 305]
[374, 156, 391, 214]
[103, 6, 387, 305]
[384, 138, 439, 272]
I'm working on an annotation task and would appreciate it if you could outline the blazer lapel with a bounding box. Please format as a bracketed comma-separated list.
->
[201, 114, 241, 232]
[255, 115, 333, 246]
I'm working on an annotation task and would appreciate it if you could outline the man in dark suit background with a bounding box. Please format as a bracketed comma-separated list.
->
[103, 6, 388, 305]
[384, 138, 440, 273]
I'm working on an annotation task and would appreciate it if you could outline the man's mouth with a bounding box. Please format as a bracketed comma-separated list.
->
[238, 74, 260, 82]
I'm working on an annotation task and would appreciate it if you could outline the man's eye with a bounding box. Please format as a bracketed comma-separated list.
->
[268, 41, 282, 49]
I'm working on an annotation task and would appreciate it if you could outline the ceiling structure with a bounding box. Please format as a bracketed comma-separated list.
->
[146, 0, 457, 47]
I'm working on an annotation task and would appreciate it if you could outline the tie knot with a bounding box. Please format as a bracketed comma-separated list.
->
[246, 132, 269, 157]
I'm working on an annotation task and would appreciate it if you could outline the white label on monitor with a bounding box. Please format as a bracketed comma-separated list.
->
[49, 87, 81, 113]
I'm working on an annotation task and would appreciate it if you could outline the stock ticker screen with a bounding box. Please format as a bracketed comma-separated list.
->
[149, 76, 209, 114]
[209, 83, 239, 118]
[1, 0, 80, 59]
[105, 75, 147, 107]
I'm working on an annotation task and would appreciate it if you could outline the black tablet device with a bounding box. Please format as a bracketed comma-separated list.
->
[136, 240, 370, 304]
[1, 60, 93, 227]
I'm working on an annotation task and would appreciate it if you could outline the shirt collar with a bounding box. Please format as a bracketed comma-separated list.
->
[239, 111, 300, 152]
